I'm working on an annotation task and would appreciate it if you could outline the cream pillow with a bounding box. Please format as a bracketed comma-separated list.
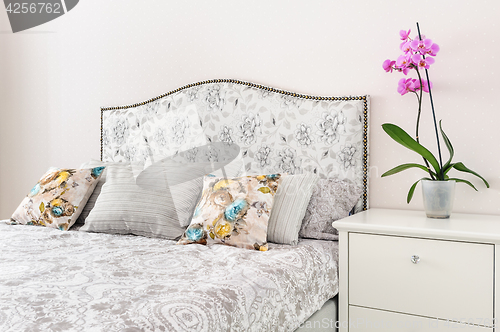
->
[10, 167, 104, 230]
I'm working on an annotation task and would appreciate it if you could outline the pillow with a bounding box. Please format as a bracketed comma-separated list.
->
[299, 178, 362, 241]
[177, 174, 284, 251]
[10, 167, 104, 230]
[267, 172, 319, 245]
[79, 163, 186, 239]
[75, 160, 114, 226]
[75, 159, 187, 226]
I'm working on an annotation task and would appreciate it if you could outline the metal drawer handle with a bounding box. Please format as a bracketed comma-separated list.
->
[411, 255, 420, 264]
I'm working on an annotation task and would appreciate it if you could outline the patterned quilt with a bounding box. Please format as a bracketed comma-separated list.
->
[0, 223, 338, 332]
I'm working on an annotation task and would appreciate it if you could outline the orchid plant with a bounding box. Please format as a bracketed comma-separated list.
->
[381, 23, 489, 203]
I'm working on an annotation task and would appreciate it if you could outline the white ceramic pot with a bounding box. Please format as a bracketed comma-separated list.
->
[421, 180, 456, 219]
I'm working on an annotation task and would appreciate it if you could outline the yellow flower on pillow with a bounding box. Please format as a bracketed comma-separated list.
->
[54, 170, 72, 185]
[213, 179, 236, 191]
[214, 219, 233, 239]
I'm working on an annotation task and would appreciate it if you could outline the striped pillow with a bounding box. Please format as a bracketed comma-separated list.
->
[79, 163, 186, 239]
[75, 160, 122, 226]
[266, 172, 319, 245]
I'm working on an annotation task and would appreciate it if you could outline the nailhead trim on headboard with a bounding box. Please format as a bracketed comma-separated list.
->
[100, 79, 369, 210]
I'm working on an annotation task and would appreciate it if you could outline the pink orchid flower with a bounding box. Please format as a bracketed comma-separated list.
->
[427, 43, 440, 56]
[395, 55, 412, 74]
[410, 79, 432, 93]
[399, 29, 411, 40]
[410, 38, 433, 54]
[399, 41, 412, 54]
[411, 54, 435, 70]
[383, 59, 396, 72]
[420, 79, 432, 93]
[397, 78, 418, 95]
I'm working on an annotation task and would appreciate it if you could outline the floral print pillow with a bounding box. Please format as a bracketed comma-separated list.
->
[10, 167, 105, 230]
[177, 174, 284, 251]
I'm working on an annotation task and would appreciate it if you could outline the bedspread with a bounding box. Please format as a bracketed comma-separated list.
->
[0, 223, 338, 332]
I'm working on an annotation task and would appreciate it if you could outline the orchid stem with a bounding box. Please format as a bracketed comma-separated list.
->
[415, 71, 423, 141]
[415, 69, 436, 180]
[417, 22, 444, 179]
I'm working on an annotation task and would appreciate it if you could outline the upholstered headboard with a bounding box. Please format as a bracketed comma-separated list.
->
[100, 79, 370, 212]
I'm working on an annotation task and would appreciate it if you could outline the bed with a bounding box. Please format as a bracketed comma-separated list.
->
[0, 79, 369, 332]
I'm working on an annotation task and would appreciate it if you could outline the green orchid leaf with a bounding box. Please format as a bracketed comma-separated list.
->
[381, 163, 435, 177]
[407, 177, 432, 203]
[447, 178, 478, 191]
[439, 120, 454, 171]
[443, 163, 455, 175]
[382, 124, 441, 175]
[452, 162, 490, 188]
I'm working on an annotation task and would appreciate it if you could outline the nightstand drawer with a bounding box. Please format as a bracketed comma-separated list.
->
[348, 233, 494, 321]
[349, 306, 493, 331]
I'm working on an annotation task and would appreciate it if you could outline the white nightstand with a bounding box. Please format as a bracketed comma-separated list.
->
[333, 208, 500, 331]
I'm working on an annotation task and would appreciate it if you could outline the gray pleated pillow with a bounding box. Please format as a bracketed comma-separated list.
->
[74, 160, 118, 226]
[80, 163, 187, 239]
[299, 177, 362, 241]
[267, 172, 319, 245]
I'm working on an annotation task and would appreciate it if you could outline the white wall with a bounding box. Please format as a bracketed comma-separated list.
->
[1, 0, 499, 218]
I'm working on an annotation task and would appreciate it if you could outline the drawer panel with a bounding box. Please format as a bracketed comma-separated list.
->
[349, 306, 492, 331]
[349, 233, 493, 321]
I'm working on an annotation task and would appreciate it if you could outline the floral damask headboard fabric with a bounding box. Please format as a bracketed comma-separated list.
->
[101, 79, 370, 212]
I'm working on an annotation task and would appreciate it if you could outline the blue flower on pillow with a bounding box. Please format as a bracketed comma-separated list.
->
[193, 205, 201, 218]
[29, 183, 41, 197]
[91, 166, 105, 178]
[185, 224, 204, 241]
[51, 206, 64, 217]
[224, 198, 247, 221]
[266, 174, 280, 180]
